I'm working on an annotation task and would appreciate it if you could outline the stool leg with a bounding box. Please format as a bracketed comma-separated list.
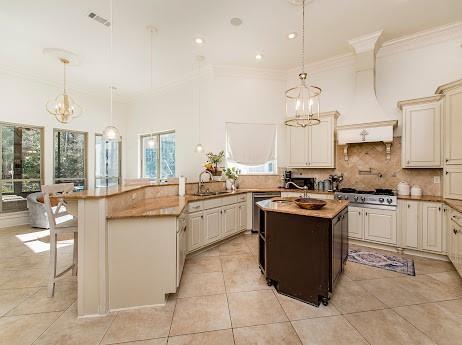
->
[72, 232, 78, 276]
[48, 231, 57, 297]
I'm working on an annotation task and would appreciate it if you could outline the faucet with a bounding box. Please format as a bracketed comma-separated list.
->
[285, 181, 309, 198]
[198, 170, 213, 195]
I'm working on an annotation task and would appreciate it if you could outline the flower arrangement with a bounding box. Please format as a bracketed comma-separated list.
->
[223, 167, 239, 181]
[204, 150, 224, 176]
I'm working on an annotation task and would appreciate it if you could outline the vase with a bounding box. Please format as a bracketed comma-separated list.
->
[225, 179, 234, 190]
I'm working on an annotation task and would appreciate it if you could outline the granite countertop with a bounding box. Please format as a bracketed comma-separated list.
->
[445, 199, 462, 214]
[256, 198, 349, 219]
[397, 195, 443, 202]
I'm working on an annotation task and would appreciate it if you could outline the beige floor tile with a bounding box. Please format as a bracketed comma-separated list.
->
[275, 292, 339, 320]
[427, 270, 462, 289]
[218, 240, 251, 256]
[0, 287, 38, 316]
[228, 290, 287, 328]
[233, 322, 302, 345]
[437, 298, 462, 318]
[344, 309, 436, 345]
[34, 303, 115, 345]
[220, 255, 258, 272]
[413, 257, 455, 275]
[291, 316, 368, 345]
[167, 329, 234, 345]
[177, 271, 225, 298]
[0, 311, 61, 345]
[183, 256, 222, 274]
[394, 302, 462, 345]
[8, 282, 76, 315]
[169, 294, 231, 336]
[0, 245, 30, 258]
[0, 268, 75, 289]
[344, 261, 405, 281]
[110, 339, 167, 345]
[101, 299, 175, 344]
[359, 275, 462, 307]
[189, 246, 221, 258]
[330, 280, 386, 314]
[223, 268, 269, 293]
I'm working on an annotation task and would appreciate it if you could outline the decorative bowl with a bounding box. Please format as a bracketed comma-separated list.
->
[294, 198, 327, 210]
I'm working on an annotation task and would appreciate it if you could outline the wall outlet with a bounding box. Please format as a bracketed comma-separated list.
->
[433, 176, 440, 184]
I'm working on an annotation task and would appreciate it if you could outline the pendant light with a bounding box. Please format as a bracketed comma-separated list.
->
[195, 55, 205, 153]
[46, 57, 82, 123]
[284, 0, 321, 127]
[102, 0, 121, 142]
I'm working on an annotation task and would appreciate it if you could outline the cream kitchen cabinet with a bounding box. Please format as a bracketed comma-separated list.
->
[448, 208, 462, 276]
[398, 97, 442, 168]
[222, 205, 237, 237]
[203, 208, 222, 245]
[398, 200, 445, 254]
[444, 166, 462, 200]
[187, 212, 204, 252]
[287, 111, 338, 168]
[237, 202, 247, 231]
[347, 206, 397, 245]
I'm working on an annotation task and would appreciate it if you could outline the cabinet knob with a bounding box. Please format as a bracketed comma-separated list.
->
[407, 160, 410, 164]
[438, 207, 441, 211]
[446, 159, 449, 163]
[445, 171, 449, 175]
[454, 228, 459, 235]
[201, 215, 203, 219]
[408, 204, 410, 208]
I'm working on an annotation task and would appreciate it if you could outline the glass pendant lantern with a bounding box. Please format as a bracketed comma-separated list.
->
[284, 0, 322, 128]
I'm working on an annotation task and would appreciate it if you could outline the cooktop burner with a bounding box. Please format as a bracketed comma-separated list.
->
[338, 188, 395, 196]
[335, 188, 397, 207]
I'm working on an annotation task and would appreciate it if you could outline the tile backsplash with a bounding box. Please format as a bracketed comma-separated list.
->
[239, 137, 442, 196]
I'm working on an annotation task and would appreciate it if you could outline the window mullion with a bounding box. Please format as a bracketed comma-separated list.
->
[157, 135, 161, 180]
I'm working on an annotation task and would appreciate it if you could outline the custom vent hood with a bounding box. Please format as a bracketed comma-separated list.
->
[337, 30, 397, 161]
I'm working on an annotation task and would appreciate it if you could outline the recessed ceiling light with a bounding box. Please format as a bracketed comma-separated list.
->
[230, 17, 242, 26]
[255, 53, 263, 60]
[288, 32, 298, 39]
[194, 37, 204, 45]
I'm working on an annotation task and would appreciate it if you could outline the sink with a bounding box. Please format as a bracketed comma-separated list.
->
[194, 191, 233, 197]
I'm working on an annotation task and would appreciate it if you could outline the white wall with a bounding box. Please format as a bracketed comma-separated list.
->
[125, 68, 287, 180]
[0, 71, 128, 188]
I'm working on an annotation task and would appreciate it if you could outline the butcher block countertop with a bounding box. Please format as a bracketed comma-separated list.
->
[256, 198, 349, 219]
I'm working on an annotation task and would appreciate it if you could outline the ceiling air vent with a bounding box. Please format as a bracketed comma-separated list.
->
[88, 12, 111, 27]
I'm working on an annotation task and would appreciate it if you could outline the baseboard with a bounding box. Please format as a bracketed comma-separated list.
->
[0, 211, 30, 229]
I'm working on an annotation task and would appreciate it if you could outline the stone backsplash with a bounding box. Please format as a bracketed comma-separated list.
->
[238, 137, 442, 196]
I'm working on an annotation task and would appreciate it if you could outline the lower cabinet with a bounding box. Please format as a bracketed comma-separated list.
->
[186, 196, 249, 253]
[399, 200, 445, 254]
[348, 206, 397, 245]
[448, 208, 462, 276]
[444, 165, 462, 199]
[364, 209, 397, 245]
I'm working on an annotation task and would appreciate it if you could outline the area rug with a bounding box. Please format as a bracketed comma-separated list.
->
[348, 249, 415, 276]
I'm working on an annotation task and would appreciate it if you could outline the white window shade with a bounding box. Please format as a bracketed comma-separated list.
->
[226, 122, 277, 166]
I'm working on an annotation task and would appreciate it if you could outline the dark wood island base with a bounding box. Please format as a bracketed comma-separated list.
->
[257, 198, 349, 307]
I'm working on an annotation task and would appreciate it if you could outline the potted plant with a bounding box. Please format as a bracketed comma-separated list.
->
[223, 167, 239, 190]
[205, 151, 225, 177]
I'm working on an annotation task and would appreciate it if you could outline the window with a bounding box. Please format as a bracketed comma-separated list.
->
[225, 122, 277, 175]
[54, 129, 87, 191]
[95, 134, 121, 188]
[140, 131, 175, 180]
[0, 123, 43, 213]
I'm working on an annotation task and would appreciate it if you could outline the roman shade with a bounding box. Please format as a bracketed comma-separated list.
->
[226, 122, 277, 166]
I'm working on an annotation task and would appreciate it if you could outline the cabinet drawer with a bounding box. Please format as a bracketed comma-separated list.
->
[221, 195, 238, 206]
[237, 193, 247, 202]
[203, 198, 223, 210]
[188, 201, 203, 213]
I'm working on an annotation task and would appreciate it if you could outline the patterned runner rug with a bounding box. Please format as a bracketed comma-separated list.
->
[348, 248, 415, 276]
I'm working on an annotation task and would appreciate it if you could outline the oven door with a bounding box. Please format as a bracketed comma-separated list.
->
[252, 192, 281, 232]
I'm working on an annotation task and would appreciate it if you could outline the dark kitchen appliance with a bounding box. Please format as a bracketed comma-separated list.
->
[283, 171, 316, 190]
[252, 192, 281, 233]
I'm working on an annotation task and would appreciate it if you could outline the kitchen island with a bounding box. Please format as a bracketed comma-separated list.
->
[257, 198, 349, 306]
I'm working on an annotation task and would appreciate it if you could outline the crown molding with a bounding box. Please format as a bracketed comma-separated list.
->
[378, 21, 462, 58]
[287, 53, 355, 77]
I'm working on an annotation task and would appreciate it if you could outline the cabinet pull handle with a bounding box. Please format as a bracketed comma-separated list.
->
[408, 204, 410, 208]
[445, 171, 449, 175]
[454, 228, 459, 235]
[201, 215, 203, 219]
[438, 207, 441, 211]
[365, 212, 368, 216]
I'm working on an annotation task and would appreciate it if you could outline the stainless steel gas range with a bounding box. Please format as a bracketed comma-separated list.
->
[334, 188, 397, 210]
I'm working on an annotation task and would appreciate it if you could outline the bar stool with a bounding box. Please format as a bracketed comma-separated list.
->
[41, 183, 78, 297]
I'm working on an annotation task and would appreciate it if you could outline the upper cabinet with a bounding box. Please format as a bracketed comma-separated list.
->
[287, 111, 338, 168]
[398, 95, 443, 168]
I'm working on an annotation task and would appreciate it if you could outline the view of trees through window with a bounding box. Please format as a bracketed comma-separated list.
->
[95, 134, 121, 187]
[0, 124, 42, 213]
[141, 131, 175, 180]
[54, 129, 87, 191]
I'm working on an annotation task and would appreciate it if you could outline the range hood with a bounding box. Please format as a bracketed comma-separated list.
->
[336, 30, 397, 160]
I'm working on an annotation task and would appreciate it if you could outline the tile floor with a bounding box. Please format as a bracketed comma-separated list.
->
[0, 225, 462, 344]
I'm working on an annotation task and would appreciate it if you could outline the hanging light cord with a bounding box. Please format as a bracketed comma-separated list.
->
[197, 59, 201, 142]
[63, 61, 67, 94]
[110, 0, 114, 126]
[150, 28, 153, 90]
[300, 0, 305, 75]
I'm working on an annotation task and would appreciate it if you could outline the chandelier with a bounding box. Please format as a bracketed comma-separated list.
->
[284, 0, 321, 127]
[46, 58, 82, 124]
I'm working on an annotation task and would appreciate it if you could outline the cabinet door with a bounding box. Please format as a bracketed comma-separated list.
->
[403, 102, 441, 167]
[222, 205, 237, 237]
[364, 209, 397, 245]
[238, 202, 247, 231]
[401, 201, 420, 249]
[449, 211, 462, 276]
[287, 126, 307, 167]
[347, 206, 363, 239]
[444, 87, 462, 165]
[332, 214, 343, 288]
[309, 116, 334, 168]
[187, 212, 204, 252]
[203, 208, 222, 244]
[444, 166, 462, 199]
[421, 202, 443, 252]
